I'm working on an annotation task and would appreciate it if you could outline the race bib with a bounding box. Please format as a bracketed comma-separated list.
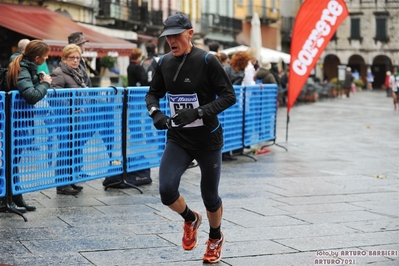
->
[168, 93, 204, 128]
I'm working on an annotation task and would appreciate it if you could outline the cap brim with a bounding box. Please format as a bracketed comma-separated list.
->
[70, 40, 88, 45]
[159, 28, 186, 37]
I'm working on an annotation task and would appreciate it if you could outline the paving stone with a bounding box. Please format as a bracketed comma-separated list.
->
[223, 209, 309, 227]
[273, 194, 368, 205]
[1, 91, 397, 265]
[226, 223, 360, 242]
[276, 202, 365, 214]
[290, 210, 390, 224]
[22, 234, 172, 253]
[0, 252, 93, 266]
[275, 231, 398, 252]
[343, 218, 399, 233]
[0, 227, 54, 241]
[223, 251, 316, 266]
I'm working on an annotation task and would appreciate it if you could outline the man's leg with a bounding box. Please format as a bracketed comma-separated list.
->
[195, 149, 226, 263]
[159, 142, 202, 251]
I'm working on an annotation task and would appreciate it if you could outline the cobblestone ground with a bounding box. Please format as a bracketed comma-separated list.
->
[1, 90, 398, 266]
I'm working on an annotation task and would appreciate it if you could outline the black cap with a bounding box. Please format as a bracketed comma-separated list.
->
[159, 13, 193, 37]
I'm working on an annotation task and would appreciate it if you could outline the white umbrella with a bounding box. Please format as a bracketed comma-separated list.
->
[250, 12, 262, 62]
[220, 45, 291, 64]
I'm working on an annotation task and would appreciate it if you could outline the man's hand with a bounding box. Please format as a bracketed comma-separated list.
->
[172, 108, 199, 128]
[152, 112, 170, 130]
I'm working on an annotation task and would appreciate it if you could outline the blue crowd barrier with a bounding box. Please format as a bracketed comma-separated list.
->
[9, 88, 124, 195]
[1, 84, 278, 200]
[126, 87, 166, 172]
[0, 92, 5, 198]
[243, 84, 278, 147]
[220, 85, 245, 153]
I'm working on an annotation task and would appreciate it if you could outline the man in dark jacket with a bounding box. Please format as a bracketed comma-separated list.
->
[145, 13, 235, 263]
[68, 32, 92, 87]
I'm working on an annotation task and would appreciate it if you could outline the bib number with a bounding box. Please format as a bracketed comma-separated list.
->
[169, 93, 204, 128]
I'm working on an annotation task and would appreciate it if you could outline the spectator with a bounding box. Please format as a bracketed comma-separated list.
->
[68, 32, 115, 181]
[9, 39, 30, 62]
[389, 70, 397, 110]
[343, 67, 353, 98]
[224, 51, 249, 86]
[384, 71, 393, 97]
[255, 59, 277, 84]
[67, 32, 92, 86]
[222, 51, 251, 161]
[208, 41, 220, 54]
[215, 52, 228, 67]
[141, 42, 159, 85]
[242, 48, 257, 85]
[51, 44, 90, 195]
[9, 39, 41, 151]
[126, 48, 147, 86]
[366, 68, 374, 91]
[352, 69, 360, 81]
[280, 69, 289, 106]
[5, 40, 52, 212]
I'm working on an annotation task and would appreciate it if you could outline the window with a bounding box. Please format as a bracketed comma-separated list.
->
[375, 17, 387, 41]
[350, 18, 361, 40]
[248, 0, 253, 14]
[237, 0, 243, 7]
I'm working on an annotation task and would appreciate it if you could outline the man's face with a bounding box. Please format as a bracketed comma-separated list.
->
[165, 29, 193, 57]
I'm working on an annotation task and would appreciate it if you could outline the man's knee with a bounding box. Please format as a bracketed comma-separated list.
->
[159, 187, 179, 206]
[203, 196, 222, 212]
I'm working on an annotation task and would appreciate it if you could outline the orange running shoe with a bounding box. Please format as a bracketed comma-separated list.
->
[203, 232, 225, 263]
[182, 210, 202, 250]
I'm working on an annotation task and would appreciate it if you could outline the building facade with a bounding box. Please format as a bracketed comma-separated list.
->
[322, 0, 399, 88]
[235, 0, 281, 50]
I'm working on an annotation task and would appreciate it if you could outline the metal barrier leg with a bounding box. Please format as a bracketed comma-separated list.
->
[261, 141, 288, 152]
[229, 149, 257, 162]
[0, 195, 28, 222]
[103, 173, 143, 194]
[236, 150, 257, 162]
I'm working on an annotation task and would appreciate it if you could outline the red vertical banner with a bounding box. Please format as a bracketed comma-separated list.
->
[287, 0, 349, 114]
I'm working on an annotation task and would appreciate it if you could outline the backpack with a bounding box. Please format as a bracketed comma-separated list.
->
[141, 57, 157, 84]
[0, 67, 9, 92]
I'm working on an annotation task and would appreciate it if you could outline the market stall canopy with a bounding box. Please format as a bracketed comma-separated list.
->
[220, 45, 291, 64]
[0, 3, 136, 57]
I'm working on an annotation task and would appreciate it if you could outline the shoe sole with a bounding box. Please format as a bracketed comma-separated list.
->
[203, 234, 225, 264]
[182, 211, 202, 251]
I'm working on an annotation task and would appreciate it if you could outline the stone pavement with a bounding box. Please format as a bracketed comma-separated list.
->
[0, 90, 398, 266]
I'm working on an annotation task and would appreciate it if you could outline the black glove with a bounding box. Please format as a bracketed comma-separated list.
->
[152, 112, 170, 130]
[172, 108, 199, 128]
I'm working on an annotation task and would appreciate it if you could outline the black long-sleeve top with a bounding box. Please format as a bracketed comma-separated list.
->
[145, 46, 236, 150]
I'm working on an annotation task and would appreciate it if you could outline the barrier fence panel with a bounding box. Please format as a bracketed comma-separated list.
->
[243, 84, 278, 147]
[126, 87, 166, 172]
[220, 85, 245, 153]
[0, 92, 5, 197]
[3, 84, 278, 198]
[9, 88, 124, 195]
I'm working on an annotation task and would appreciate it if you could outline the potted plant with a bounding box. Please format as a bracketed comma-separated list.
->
[99, 55, 116, 76]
